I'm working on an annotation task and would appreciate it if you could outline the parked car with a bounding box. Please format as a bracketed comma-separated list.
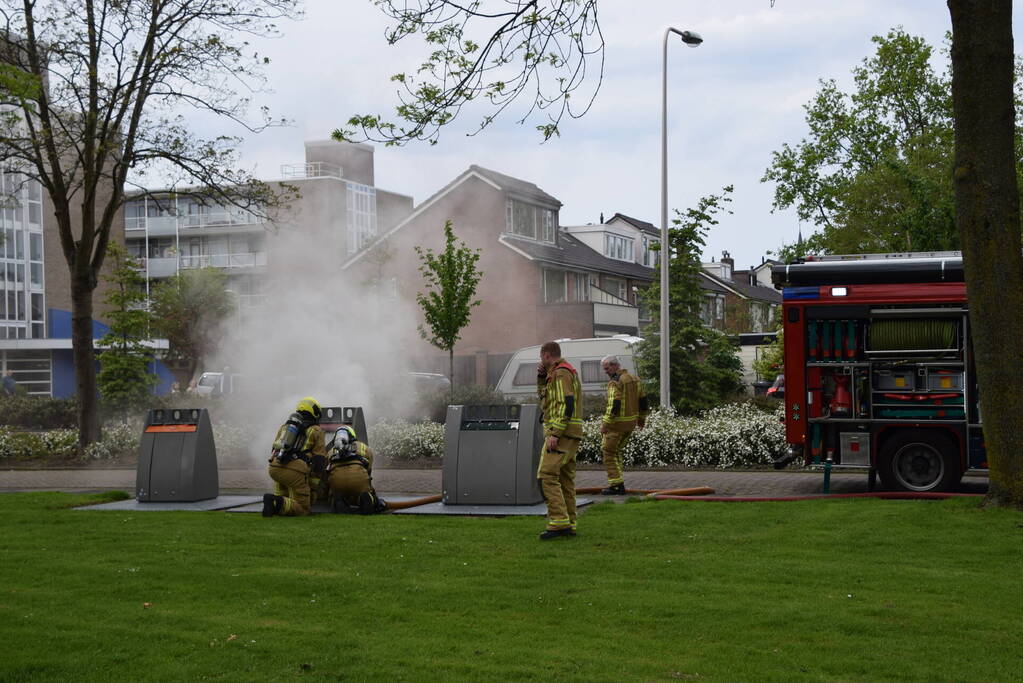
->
[194, 372, 246, 397]
[408, 372, 451, 394]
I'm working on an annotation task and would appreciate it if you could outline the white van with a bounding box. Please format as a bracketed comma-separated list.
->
[495, 336, 644, 397]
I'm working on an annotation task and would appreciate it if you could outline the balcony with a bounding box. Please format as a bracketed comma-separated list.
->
[280, 162, 343, 180]
[143, 257, 179, 278]
[179, 252, 267, 270]
[126, 211, 260, 233]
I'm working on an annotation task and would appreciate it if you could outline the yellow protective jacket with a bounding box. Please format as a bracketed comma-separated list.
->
[271, 421, 326, 468]
[602, 369, 648, 433]
[328, 441, 374, 472]
[538, 359, 583, 439]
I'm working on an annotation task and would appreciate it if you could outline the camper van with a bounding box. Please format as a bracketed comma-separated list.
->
[495, 336, 644, 397]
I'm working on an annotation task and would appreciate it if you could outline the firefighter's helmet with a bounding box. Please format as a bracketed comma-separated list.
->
[296, 396, 322, 421]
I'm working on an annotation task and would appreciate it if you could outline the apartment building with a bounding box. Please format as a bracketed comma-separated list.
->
[123, 140, 413, 326]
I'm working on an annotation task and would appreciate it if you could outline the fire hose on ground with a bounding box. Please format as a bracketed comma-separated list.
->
[381, 488, 981, 511]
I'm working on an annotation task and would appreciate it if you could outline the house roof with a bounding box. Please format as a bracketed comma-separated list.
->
[700, 270, 782, 303]
[342, 164, 563, 270]
[470, 165, 561, 207]
[499, 232, 656, 281]
[607, 213, 660, 237]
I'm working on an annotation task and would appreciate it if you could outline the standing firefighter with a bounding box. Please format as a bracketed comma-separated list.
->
[599, 355, 649, 495]
[536, 340, 583, 540]
[326, 425, 386, 514]
[263, 397, 327, 517]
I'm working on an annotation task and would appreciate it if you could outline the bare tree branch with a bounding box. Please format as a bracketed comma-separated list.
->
[334, 0, 604, 145]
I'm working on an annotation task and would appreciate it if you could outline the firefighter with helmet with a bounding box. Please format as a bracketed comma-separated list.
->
[326, 425, 386, 514]
[263, 396, 327, 517]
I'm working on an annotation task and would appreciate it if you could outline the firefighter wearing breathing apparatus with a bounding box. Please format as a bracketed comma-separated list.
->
[263, 397, 327, 517]
[536, 340, 584, 540]
[599, 354, 649, 495]
[326, 425, 386, 514]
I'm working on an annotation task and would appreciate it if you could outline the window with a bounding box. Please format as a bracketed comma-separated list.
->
[581, 360, 604, 383]
[511, 200, 535, 238]
[642, 236, 659, 267]
[506, 199, 556, 242]
[603, 277, 627, 301]
[604, 233, 634, 262]
[346, 182, 378, 255]
[542, 268, 567, 304]
[512, 363, 539, 386]
[543, 268, 589, 304]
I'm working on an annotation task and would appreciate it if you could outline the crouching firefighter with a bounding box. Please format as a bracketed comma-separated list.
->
[326, 425, 386, 514]
[263, 397, 327, 517]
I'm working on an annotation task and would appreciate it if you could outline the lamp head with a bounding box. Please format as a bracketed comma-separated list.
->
[680, 30, 703, 47]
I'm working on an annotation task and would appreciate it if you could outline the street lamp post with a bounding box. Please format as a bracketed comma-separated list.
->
[660, 26, 703, 409]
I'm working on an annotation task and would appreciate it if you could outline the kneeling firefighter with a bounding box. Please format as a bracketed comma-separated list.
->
[263, 397, 327, 517]
[326, 425, 386, 514]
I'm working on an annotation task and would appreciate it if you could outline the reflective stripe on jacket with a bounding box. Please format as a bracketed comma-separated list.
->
[541, 359, 583, 439]
[603, 369, 647, 433]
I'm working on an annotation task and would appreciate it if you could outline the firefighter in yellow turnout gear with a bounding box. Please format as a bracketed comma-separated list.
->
[326, 425, 386, 514]
[599, 355, 649, 495]
[263, 397, 327, 517]
[536, 340, 584, 540]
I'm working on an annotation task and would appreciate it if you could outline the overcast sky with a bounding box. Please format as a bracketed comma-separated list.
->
[229, 1, 1023, 270]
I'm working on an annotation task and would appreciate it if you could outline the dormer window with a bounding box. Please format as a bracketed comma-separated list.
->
[604, 233, 634, 262]
[506, 199, 556, 243]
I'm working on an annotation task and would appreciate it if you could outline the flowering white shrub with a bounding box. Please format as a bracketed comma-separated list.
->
[84, 420, 143, 460]
[369, 420, 445, 461]
[577, 403, 785, 468]
[40, 429, 79, 458]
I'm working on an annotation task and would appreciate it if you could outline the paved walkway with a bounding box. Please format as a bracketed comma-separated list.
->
[0, 465, 989, 496]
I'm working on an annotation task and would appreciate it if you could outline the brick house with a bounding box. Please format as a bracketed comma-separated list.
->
[342, 166, 656, 382]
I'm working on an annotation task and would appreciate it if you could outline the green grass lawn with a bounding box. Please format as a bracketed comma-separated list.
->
[1, 492, 1021, 682]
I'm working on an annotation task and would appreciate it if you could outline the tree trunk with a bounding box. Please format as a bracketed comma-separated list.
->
[448, 348, 454, 402]
[948, 0, 1023, 506]
[71, 271, 101, 449]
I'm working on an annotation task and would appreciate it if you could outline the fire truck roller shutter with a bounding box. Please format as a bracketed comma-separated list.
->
[878, 428, 962, 493]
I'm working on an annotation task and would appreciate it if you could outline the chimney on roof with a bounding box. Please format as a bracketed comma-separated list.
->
[720, 251, 734, 282]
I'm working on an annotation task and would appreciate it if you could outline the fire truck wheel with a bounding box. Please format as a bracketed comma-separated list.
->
[879, 429, 960, 493]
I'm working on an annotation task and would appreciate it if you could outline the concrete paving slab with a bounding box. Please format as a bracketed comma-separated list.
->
[392, 497, 594, 516]
[227, 494, 427, 514]
[74, 495, 260, 511]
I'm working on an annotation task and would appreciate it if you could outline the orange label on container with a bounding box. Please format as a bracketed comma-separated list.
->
[895, 377, 905, 387]
[144, 424, 197, 433]
[940, 377, 952, 388]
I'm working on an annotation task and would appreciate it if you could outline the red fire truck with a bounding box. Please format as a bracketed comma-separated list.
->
[771, 252, 986, 492]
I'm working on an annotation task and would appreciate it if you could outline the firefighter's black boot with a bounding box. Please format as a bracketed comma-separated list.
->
[601, 483, 626, 495]
[539, 528, 574, 540]
[358, 491, 376, 515]
[262, 493, 284, 517]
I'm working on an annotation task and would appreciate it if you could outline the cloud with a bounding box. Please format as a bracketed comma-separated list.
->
[223, 0, 1021, 268]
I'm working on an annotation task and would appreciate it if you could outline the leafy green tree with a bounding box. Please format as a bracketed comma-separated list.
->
[151, 269, 236, 383]
[763, 29, 964, 257]
[752, 328, 784, 383]
[0, 1, 298, 448]
[636, 187, 744, 414]
[96, 244, 157, 412]
[414, 221, 483, 390]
